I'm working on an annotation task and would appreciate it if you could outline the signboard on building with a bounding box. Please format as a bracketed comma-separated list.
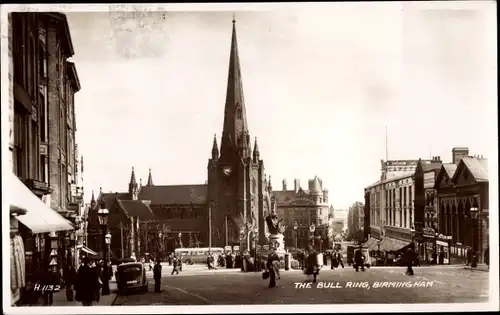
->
[423, 172, 435, 189]
[422, 227, 436, 238]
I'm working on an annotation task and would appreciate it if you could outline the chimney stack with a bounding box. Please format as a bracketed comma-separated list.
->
[294, 179, 300, 193]
[452, 147, 469, 164]
[282, 179, 287, 191]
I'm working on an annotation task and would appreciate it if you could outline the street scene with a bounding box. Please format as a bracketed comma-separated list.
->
[3, 2, 497, 313]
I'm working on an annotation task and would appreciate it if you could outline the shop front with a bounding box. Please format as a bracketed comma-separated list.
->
[9, 172, 75, 306]
[377, 226, 414, 264]
[422, 227, 437, 264]
[435, 235, 452, 265]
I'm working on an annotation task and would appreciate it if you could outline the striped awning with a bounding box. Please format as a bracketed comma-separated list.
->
[9, 173, 74, 234]
[379, 237, 411, 252]
[77, 245, 98, 256]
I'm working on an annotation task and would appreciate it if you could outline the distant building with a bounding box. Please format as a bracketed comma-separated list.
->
[347, 202, 364, 240]
[274, 177, 332, 250]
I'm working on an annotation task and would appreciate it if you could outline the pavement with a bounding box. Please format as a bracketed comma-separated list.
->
[51, 281, 118, 306]
[113, 264, 490, 305]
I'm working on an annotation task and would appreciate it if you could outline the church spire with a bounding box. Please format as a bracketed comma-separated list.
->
[90, 189, 96, 208]
[211, 134, 219, 160]
[147, 168, 154, 186]
[220, 18, 249, 156]
[129, 166, 138, 195]
[253, 136, 260, 161]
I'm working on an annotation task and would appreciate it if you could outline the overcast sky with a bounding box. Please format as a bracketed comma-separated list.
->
[62, 2, 496, 209]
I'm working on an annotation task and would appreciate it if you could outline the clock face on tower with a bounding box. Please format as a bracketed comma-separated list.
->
[222, 165, 233, 177]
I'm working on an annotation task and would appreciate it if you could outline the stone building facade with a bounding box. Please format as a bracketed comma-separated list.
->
[7, 12, 82, 305]
[273, 177, 332, 251]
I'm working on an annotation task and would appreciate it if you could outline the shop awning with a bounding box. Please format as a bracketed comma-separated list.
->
[9, 172, 74, 234]
[77, 245, 98, 256]
[379, 237, 411, 252]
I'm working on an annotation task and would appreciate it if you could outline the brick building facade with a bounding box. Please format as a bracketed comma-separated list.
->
[7, 12, 82, 305]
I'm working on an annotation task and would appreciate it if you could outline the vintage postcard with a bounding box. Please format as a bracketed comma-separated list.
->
[1, 2, 498, 314]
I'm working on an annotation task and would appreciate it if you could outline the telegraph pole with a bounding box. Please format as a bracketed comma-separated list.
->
[209, 203, 212, 255]
[119, 222, 124, 259]
[225, 215, 228, 247]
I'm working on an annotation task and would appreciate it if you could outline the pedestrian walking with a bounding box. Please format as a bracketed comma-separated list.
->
[484, 247, 489, 267]
[466, 247, 472, 267]
[354, 247, 365, 272]
[75, 257, 99, 306]
[63, 264, 77, 301]
[405, 247, 415, 276]
[42, 265, 61, 306]
[265, 247, 281, 288]
[337, 252, 344, 269]
[171, 257, 179, 275]
[178, 256, 183, 272]
[305, 246, 319, 283]
[153, 259, 162, 293]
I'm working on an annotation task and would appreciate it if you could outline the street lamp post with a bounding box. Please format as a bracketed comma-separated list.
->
[158, 232, 163, 261]
[294, 221, 298, 250]
[97, 207, 110, 296]
[309, 224, 316, 249]
[470, 207, 479, 268]
[105, 232, 112, 265]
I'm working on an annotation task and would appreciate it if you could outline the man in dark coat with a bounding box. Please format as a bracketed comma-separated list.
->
[171, 257, 179, 275]
[354, 247, 365, 272]
[153, 259, 162, 293]
[405, 247, 416, 276]
[63, 264, 77, 301]
[43, 265, 61, 305]
[75, 257, 98, 306]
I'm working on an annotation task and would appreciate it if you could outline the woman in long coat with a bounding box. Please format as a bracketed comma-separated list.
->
[306, 246, 319, 283]
[266, 248, 281, 288]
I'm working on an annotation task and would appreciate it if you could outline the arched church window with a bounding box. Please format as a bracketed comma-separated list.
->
[252, 178, 257, 194]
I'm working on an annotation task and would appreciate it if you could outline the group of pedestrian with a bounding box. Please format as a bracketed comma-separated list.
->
[73, 257, 108, 306]
[170, 255, 183, 275]
[329, 251, 344, 269]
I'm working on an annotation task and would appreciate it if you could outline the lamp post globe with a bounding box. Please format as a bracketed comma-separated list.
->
[293, 221, 298, 249]
[97, 208, 109, 226]
[97, 207, 111, 295]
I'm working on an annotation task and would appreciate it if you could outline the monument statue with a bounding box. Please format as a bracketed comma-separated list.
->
[265, 210, 283, 235]
[265, 206, 286, 254]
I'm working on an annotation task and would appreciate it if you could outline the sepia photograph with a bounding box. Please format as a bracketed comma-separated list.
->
[1, 2, 498, 314]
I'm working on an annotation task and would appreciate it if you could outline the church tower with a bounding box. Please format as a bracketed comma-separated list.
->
[207, 18, 270, 248]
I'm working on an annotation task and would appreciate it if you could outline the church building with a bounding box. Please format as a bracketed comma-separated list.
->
[87, 19, 273, 257]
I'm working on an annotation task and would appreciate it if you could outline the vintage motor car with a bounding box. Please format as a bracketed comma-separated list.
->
[115, 262, 148, 294]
